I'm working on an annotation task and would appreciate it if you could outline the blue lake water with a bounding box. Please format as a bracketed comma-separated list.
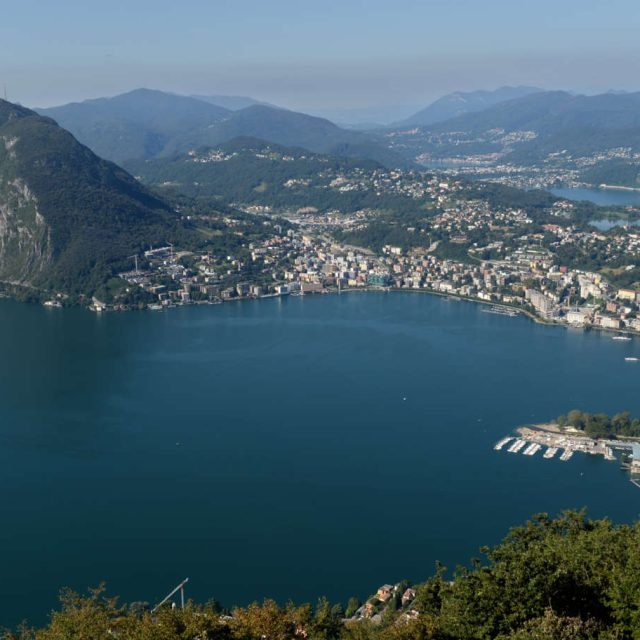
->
[1, 293, 640, 625]
[551, 187, 640, 207]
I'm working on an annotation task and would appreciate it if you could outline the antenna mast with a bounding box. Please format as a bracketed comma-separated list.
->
[151, 578, 189, 613]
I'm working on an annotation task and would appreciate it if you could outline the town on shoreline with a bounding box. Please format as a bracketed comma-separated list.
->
[18, 161, 635, 335]
[53, 225, 640, 340]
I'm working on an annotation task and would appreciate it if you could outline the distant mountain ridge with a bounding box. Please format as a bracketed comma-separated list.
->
[190, 95, 275, 110]
[125, 136, 418, 213]
[38, 89, 232, 164]
[37, 89, 409, 168]
[424, 90, 640, 161]
[0, 98, 176, 294]
[427, 90, 640, 133]
[397, 86, 542, 127]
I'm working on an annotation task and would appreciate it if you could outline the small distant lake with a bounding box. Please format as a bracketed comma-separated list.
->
[590, 219, 640, 231]
[551, 187, 640, 207]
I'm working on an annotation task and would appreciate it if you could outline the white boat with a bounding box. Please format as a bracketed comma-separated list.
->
[508, 439, 526, 453]
[494, 437, 513, 451]
[524, 443, 541, 456]
[625, 357, 639, 362]
[613, 336, 632, 341]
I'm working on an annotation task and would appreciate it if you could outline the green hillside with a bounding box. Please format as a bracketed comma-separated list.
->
[0, 99, 178, 295]
[419, 91, 640, 164]
[126, 138, 421, 212]
[8, 512, 640, 639]
[38, 91, 410, 168]
[38, 89, 232, 163]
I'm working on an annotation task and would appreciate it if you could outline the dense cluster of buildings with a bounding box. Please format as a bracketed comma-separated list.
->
[388, 123, 640, 191]
[109, 153, 640, 335]
[113, 211, 640, 335]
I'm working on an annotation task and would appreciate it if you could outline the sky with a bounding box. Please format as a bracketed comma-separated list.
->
[2, 0, 640, 111]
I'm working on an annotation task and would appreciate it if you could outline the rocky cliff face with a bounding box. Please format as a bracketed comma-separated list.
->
[0, 99, 175, 294]
[0, 140, 53, 283]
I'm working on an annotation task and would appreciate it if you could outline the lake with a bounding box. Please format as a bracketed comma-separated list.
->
[551, 186, 640, 207]
[1, 293, 640, 625]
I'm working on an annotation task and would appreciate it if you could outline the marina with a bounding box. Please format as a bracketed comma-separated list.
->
[2, 293, 640, 625]
[481, 305, 519, 317]
[493, 437, 513, 451]
[494, 422, 640, 484]
[523, 442, 541, 456]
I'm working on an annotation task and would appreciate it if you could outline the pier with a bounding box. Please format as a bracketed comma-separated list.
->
[493, 437, 513, 451]
[507, 439, 526, 453]
[493, 424, 640, 486]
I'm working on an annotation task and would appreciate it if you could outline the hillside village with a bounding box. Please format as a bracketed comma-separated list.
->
[76, 165, 640, 336]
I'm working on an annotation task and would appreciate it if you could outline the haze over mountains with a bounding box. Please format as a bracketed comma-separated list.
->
[38, 85, 640, 174]
[38, 89, 409, 168]
[396, 86, 543, 127]
[38, 90, 233, 163]
[419, 90, 640, 163]
[189, 95, 272, 111]
[426, 90, 640, 135]
[6, 84, 640, 298]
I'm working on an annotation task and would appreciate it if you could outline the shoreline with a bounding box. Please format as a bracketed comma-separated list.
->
[597, 183, 640, 193]
[9, 284, 640, 338]
[497, 423, 640, 485]
[523, 422, 640, 445]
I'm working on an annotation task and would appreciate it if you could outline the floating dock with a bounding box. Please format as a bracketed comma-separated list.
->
[560, 449, 574, 462]
[508, 439, 526, 453]
[543, 447, 558, 459]
[523, 443, 541, 456]
[494, 437, 513, 451]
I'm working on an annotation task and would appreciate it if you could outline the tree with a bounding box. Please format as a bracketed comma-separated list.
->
[345, 597, 361, 619]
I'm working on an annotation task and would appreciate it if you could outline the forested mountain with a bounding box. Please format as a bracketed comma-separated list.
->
[38, 89, 232, 163]
[397, 86, 542, 127]
[0, 99, 178, 295]
[190, 94, 273, 110]
[126, 137, 419, 213]
[421, 90, 640, 163]
[168, 105, 410, 166]
[428, 90, 640, 135]
[37, 90, 409, 168]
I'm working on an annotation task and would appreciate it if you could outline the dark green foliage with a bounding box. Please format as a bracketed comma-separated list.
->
[432, 241, 475, 264]
[0, 99, 184, 295]
[557, 410, 640, 438]
[461, 182, 558, 213]
[580, 159, 640, 188]
[345, 598, 361, 619]
[334, 220, 432, 253]
[9, 512, 640, 639]
[127, 138, 418, 212]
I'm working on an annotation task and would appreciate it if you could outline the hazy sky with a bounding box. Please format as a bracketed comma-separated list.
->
[2, 0, 640, 109]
